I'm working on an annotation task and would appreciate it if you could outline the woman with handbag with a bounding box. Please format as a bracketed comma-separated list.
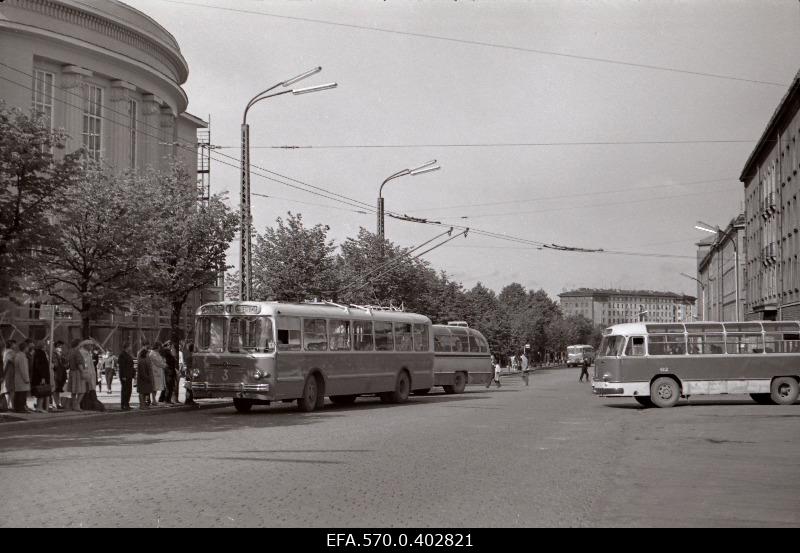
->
[31, 341, 52, 413]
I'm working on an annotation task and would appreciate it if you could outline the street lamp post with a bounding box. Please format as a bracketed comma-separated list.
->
[695, 220, 739, 321]
[240, 68, 337, 301]
[377, 160, 441, 249]
[680, 272, 706, 321]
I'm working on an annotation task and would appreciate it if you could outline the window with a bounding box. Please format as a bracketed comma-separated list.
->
[599, 336, 625, 356]
[725, 333, 763, 354]
[277, 316, 301, 351]
[450, 328, 470, 352]
[395, 323, 413, 351]
[648, 334, 686, 355]
[468, 332, 480, 353]
[413, 324, 430, 352]
[328, 319, 351, 351]
[82, 84, 103, 160]
[228, 316, 273, 353]
[433, 331, 451, 352]
[374, 321, 393, 351]
[687, 333, 725, 355]
[31, 70, 54, 134]
[303, 318, 328, 351]
[353, 320, 374, 351]
[196, 316, 226, 353]
[625, 337, 645, 356]
[128, 99, 137, 168]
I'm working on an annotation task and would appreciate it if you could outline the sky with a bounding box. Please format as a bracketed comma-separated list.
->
[125, 0, 800, 300]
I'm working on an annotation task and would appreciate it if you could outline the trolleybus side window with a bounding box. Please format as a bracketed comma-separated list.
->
[374, 321, 394, 351]
[648, 334, 686, 355]
[395, 323, 413, 351]
[277, 316, 302, 351]
[197, 316, 226, 353]
[228, 316, 274, 353]
[413, 324, 430, 352]
[625, 336, 645, 356]
[303, 318, 328, 351]
[468, 331, 480, 353]
[328, 319, 351, 351]
[450, 327, 470, 352]
[353, 320, 374, 351]
[726, 333, 763, 354]
[433, 330, 450, 352]
[477, 334, 489, 353]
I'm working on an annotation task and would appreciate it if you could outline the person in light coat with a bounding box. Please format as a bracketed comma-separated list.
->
[148, 343, 166, 406]
[2, 340, 17, 410]
[13, 342, 31, 413]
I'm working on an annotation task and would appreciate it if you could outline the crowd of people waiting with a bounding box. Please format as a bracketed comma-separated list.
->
[0, 338, 196, 414]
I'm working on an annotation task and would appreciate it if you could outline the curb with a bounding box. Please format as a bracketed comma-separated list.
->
[0, 400, 233, 431]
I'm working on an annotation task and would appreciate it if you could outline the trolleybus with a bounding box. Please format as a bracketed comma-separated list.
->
[593, 321, 800, 407]
[430, 323, 493, 393]
[190, 301, 434, 412]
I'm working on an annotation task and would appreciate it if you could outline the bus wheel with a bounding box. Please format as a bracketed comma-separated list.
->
[750, 393, 775, 405]
[650, 377, 680, 408]
[233, 398, 253, 413]
[770, 377, 799, 405]
[297, 374, 324, 412]
[634, 396, 654, 408]
[381, 371, 410, 404]
[330, 395, 357, 405]
[451, 372, 467, 394]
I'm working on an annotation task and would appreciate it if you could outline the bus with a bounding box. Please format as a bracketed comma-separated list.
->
[592, 321, 800, 408]
[189, 301, 434, 413]
[430, 323, 493, 393]
[566, 344, 595, 367]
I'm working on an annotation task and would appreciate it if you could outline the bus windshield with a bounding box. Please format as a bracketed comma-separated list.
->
[599, 336, 625, 357]
[196, 315, 275, 353]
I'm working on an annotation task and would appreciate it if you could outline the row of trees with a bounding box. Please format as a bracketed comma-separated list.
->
[227, 213, 603, 361]
[1, 104, 238, 344]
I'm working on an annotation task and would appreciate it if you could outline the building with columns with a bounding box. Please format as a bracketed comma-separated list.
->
[740, 69, 800, 321]
[558, 288, 696, 327]
[0, 0, 220, 350]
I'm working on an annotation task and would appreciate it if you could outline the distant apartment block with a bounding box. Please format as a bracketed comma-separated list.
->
[740, 69, 800, 321]
[558, 289, 697, 326]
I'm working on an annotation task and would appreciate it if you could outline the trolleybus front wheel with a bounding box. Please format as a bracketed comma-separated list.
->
[770, 377, 799, 405]
[233, 398, 253, 413]
[297, 374, 324, 412]
[650, 377, 681, 408]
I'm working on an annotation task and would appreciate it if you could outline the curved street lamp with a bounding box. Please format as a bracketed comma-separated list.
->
[240, 68, 337, 301]
[377, 160, 441, 251]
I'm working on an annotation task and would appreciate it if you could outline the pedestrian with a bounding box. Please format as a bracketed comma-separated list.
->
[2, 340, 17, 411]
[13, 341, 31, 413]
[136, 346, 153, 409]
[117, 343, 134, 410]
[67, 339, 87, 411]
[31, 341, 52, 413]
[183, 342, 197, 406]
[486, 354, 501, 388]
[148, 342, 166, 406]
[104, 352, 116, 394]
[159, 342, 177, 404]
[579, 359, 591, 383]
[93, 349, 103, 393]
[51, 341, 68, 409]
[520, 350, 530, 386]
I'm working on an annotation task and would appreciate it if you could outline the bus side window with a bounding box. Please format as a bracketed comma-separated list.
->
[434, 333, 449, 352]
[353, 320, 374, 351]
[413, 324, 430, 352]
[277, 317, 302, 351]
[625, 336, 645, 356]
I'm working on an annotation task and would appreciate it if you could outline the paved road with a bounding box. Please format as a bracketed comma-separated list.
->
[1, 367, 797, 527]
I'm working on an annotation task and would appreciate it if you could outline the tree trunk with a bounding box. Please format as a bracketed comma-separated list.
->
[80, 302, 91, 339]
[170, 298, 185, 346]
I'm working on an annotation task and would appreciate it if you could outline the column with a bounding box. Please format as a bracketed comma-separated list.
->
[109, 80, 136, 171]
[159, 105, 176, 172]
[141, 94, 163, 169]
[60, 65, 92, 154]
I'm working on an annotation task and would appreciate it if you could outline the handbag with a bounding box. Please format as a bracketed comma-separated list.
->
[33, 382, 52, 396]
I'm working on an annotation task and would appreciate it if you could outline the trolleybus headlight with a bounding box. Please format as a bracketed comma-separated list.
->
[254, 370, 266, 380]
[192, 369, 201, 379]
[602, 373, 612, 382]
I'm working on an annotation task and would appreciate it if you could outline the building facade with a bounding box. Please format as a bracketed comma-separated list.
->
[0, 0, 221, 350]
[740, 69, 800, 321]
[558, 289, 696, 327]
[695, 215, 746, 322]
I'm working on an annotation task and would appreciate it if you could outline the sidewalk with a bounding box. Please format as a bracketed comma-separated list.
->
[0, 377, 231, 427]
